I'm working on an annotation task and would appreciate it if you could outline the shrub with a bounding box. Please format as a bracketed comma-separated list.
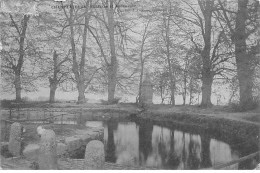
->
[100, 97, 121, 105]
[229, 97, 259, 112]
[0, 99, 15, 108]
[0, 145, 13, 158]
[22, 96, 30, 102]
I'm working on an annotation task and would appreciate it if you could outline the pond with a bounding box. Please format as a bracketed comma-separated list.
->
[85, 120, 258, 170]
[1, 114, 257, 169]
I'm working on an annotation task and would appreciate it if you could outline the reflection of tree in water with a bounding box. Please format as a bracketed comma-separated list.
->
[113, 122, 139, 166]
[138, 121, 153, 165]
[151, 127, 181, 169]
[168, 131, 202, 170]
[104, 121, 242, 169]
[146, 125, 171, 168]
[171, 130, 186, 169]
[210, 139, 239, 169]
[200, 134, 212, 168]
[105, 120, 118, 162]
[158, 136, 167, 166]
[187, 135, 201, 169]
[181, 133, 191, 169]
[164, 131, 181, 169]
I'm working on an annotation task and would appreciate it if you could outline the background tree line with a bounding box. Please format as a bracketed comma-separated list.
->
[1, 0, 259, 111]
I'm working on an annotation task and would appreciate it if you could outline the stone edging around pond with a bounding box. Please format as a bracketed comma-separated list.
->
[21, 127, 104, 162]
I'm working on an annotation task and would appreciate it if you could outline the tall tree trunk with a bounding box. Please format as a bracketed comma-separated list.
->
[77, 80, 86, 103]
[138, 20, 150, 104]
[69, 3, 81, 103]
[160, 86, 165, 104]
[14, 73, 22, 101]
[107, 0, 117, 103]
[138, 60, 144, 103]
[49, 84, 57, 103]
[68, 1, 91, 103]
[169, 76, 176, 106]
[198, 0, 214, 107]
[49, 51, 58, 103]
[11, 15, 30, 102]
[234, 0, 254, 110]
[201, 73, 213, 107]
[219, 0, 258, 110]
[182, 93, 186, 106]
[49, 78, 58, 103]
[107, 66, 117, 102]
[183, 71, 187, 105]
[198, 92, 200, 104]
[200, 134, 212, 168]
[164, 10, 175, 106]
[189, 77, 193, 105]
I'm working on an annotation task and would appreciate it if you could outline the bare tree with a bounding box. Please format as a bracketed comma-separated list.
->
[218, 0, 259, 110]
[105, 0, 118, 103]
[173, 0, 235, 107]
[136, 17, 153, 103]
[153, 70, 170, 104]
[63, 0, 100, 103]
[150, 0, 183, 106]
[88, 0, 137, 103]
[48, 50, 70, 103]
[1, 14, 31, 101]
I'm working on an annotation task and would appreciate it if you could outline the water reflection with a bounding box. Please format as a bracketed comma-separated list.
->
[210, 139, 239, 169]
[86, 121, 241, 169]
[114, 122, 139, 166]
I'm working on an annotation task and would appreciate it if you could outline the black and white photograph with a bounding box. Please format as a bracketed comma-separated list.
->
[0, 0, 259, 170]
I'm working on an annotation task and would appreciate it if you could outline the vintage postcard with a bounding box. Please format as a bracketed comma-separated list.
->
[0, 0, 259, 170]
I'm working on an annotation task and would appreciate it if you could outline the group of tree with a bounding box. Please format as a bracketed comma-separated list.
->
[1, 0, 259, 111]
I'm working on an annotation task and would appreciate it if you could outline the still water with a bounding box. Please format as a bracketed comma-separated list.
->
[85, 121, 247, 169]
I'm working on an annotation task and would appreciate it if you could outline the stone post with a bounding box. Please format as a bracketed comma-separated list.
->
[140, 72, 153, 106]
[38, 129, 58, 170]
[84, 140, 105, 169]
[8, 122, 23, 156]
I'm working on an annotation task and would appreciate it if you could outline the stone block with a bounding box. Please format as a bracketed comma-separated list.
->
[140, 72, 153, 104]
[88, 128, 104, 142]
[56, 143, 67, 156]
[23, 144, 40, 161]
[77, 134, 91, 144]
[65, 136, 81, 152]
[8, 122, 22, 156]
[38, 129, 58, 170]
[84, 140, 105, 169]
